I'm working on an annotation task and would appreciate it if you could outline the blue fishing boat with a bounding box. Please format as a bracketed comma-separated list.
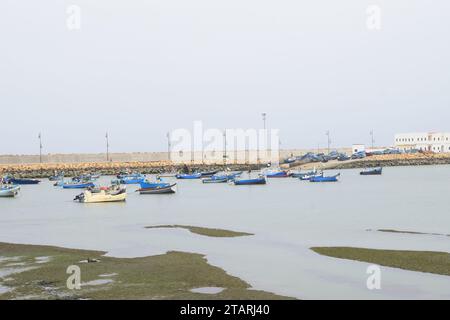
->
[0, 185, 20, 197]
[299, 172, 323, 181]
[176, 173, 202, 179]
[360, 167, 383, 175]
[309, 173, 340, 183]
[202, 176, 228, 183]
[116, 172, 143, 179]
[62, 182, 95, 189]
[139, 180, 170, 189]
[234, 176, 267, 185]
[3, 177, 40, 185]
[119, 176, 146, 184]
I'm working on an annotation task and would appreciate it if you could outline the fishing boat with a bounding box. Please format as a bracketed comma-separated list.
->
[74, 187, 127, 203]
[200, 170, 219, 177]
[139, 179, 171, 189]
[360, 167, 383, 175]
[299, 171, 323, 181]
[119, 176, 146, 184]
[0, 185, 20, 197]
[62, 181, 95, 189]
[202, 176, 228, 183]
[233, 176, 267, 185]
[3, 176, 40, 185]
[176, 173, 202, 179]
[137, 183, 177, 194]
[116, 172, 142, 179]
[264, 170, 291, 178]
[309, 173, 340, 183]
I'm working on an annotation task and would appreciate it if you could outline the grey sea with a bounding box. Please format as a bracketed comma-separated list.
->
[1, 165, 450, 299]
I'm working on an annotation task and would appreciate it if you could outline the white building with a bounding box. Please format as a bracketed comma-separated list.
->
[394, 132, 450, 153]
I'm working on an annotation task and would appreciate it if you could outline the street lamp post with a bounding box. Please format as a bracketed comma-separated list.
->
[105, 132, 109, 162]
[167, 132, 171, 162]
[370, 130, 375, 149]
[326, 131, 331, 154]
[38, 133, 43, 163]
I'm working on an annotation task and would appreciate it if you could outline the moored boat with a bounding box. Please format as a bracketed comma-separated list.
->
[200, 170, 219, 177]
[233, 176, 267, 185]
[3, 176, 40, 185]
[202, 176, 228, 183]
[74, 187, 127, 203]
[139, 177, 171, 189]
[176, 173, 202, 179]
[264, 170, 291, 178]
[360, 167, 383, 175]
[119, 176, 146, 184]
[137, 183, 177, 194]
[309, 173, 340, 182]
[0, 185, 20, 197]
[62, 181, 95, 189]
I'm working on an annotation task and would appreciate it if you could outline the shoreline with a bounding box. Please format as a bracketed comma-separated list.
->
[0, 241, 292, 300]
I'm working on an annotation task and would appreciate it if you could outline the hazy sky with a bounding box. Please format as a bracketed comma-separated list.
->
[1, 1, 449, 154]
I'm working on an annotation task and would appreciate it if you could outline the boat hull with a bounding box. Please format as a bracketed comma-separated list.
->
[309, 174, 340, 182]
[6, 178, 40, 185]
[234, 177, 267, 185]
[139, 181, 171, 189]
[138, 184, 177, 194]
[360, 168, 383, 175]
[63, 182, 95, 189]
[176, 174, 202, 179]
[76, 190, 127, 203]
[0, 186, 20, 197]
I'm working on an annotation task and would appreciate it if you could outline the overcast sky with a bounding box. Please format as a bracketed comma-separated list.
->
[1, 1, 449, 154]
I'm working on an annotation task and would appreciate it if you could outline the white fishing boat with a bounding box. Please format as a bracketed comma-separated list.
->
[74, 186, 127, 203]
[0, 185, 20, 197]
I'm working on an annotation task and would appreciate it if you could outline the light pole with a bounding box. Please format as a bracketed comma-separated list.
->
[167, 132, 171, 162]
[262, 112, 267, 130]
[326, 131, 331, 154]
[38, 133, 43, 163]
[105, 132, 109, 162]
[223, 130, 227, 166]
[370, 130, 375, 149]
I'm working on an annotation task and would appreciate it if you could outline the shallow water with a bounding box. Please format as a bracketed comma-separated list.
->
[1, 166, 450, 299]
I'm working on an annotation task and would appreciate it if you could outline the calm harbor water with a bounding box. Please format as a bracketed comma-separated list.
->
[1, 165, 450, 299]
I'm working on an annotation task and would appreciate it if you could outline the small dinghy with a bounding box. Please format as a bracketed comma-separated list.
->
[360, 167, 383, 175]
[0, 185, 20, 197]
[137, 183, 177, 194]
[264, 170, 291, 178]
[176, 173, 202, 179]
[200, 170, 219, 177]
[74, 186, 127, 203]
[234, 176, 267, 185]
[202, 176, 228, 183]
[139, 180, 171, 189]
[63, 181, 95, 189]
[119, 176, 146, 184]
[309, 173, 340, 182]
